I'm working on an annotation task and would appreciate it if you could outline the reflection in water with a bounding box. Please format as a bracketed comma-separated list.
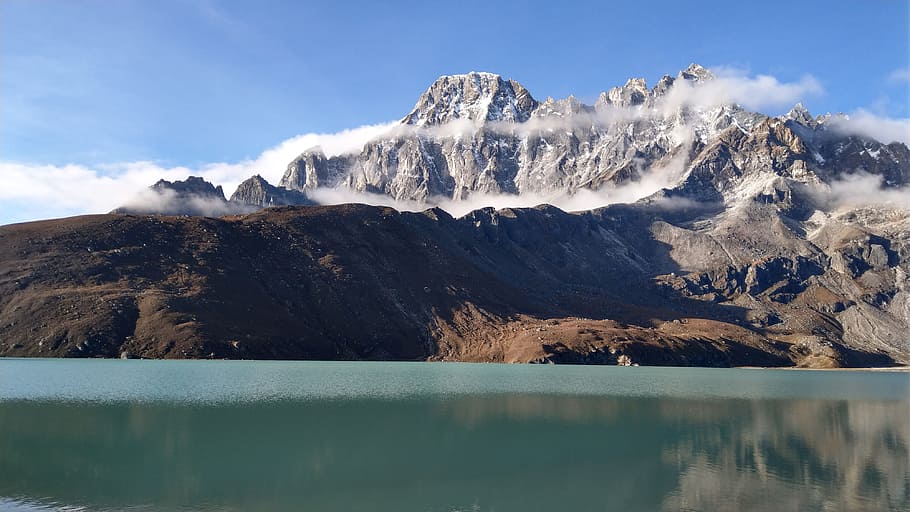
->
[662, 400, 909, 511]
[0, 395, 907, 511]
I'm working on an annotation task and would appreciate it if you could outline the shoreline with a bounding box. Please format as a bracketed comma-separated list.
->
[2, 356, 909, 372]
[737, 365, 910, 372]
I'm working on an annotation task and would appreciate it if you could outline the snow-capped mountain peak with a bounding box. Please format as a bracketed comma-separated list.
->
[401, 71, 537, 126]
[678, 62, 714, 82]
[784, 102, 815, 127]
[265, 63, 909, 210]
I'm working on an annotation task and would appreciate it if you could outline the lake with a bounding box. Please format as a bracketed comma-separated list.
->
[0, 359, 907, 511]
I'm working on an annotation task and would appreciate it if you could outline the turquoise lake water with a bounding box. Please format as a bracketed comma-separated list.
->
[0, 359, 907, 511]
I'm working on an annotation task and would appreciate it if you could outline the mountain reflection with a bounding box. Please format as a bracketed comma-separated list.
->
[0, 395, 906, 511]
[660, 400, 909, 511]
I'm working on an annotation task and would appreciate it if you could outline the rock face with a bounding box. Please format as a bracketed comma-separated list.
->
[279, 150, 353, 192]
[277, 65, 751, 202]
[261, 64, 908, 211]
[230, 175, 311, 208]
[401, 72, 538, 125]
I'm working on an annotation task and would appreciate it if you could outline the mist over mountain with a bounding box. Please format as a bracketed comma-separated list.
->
[3, 63, 910, 366]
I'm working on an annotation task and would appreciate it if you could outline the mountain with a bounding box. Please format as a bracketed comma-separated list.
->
[113, 175, 313, 216]
[230, 174, 312, 208]
[273, 63, 907, 207]
[0, 199, 907, 367]
[113, 176, 256, 216]
[8, 64, 910, 367]
[115, 64, 909, 216]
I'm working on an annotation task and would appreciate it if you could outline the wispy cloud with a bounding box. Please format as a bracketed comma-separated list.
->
[888, 68, 910, 84]
[661, 68, 823, 113]
[812, 172, 910, 210]
[306, 148, 693, 217]
[117, 187, 257, 217]
[0, 122, 396, 224]
[250, 122, 397, 181]
[827, 109, 910, 145]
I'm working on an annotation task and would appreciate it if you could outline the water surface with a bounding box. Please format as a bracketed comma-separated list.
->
[0, 360, 907, 511]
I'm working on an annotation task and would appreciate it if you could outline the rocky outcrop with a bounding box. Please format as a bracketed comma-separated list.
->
[114, 175, 313, 216]
[230, 175, 311, 208]
[113, 176, 256, 217]
[279, 150, 353, 191]
[151, 176, 226, 199]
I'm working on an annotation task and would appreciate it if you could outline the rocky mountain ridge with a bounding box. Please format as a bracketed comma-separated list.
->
[118, 64, 907, 219]
[273, 64, 907, 210]
[5, 63, 909, 366]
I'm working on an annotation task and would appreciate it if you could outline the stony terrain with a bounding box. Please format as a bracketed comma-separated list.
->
[1, 200, 908, 367]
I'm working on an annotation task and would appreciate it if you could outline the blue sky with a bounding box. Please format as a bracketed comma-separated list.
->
[0, 0, 908, 224]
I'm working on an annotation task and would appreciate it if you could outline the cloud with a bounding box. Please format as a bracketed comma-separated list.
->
[305, 147, 693, 218]
[888, 68, 910, 83]
[661, 68, 823, 113]
[251, 122, 398, 181]
[0, 122, 396, 224]
[827, 110, 910, 145]
[811, 172, 910, 211]
[116, 187, 257, 217]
